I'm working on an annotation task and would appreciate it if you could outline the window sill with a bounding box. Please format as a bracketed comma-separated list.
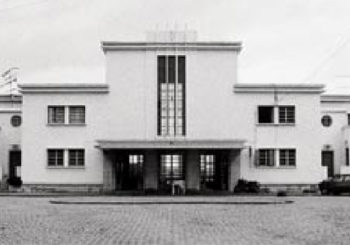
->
[256, 166, 296, 169]
[47, 166, 85, 169]
[256, 123, 295, 127]
[47, 123, 86, 127]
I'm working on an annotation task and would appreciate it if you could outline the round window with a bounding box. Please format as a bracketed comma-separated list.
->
[321, 115, 332, 127]
[11, 115, 22, 127]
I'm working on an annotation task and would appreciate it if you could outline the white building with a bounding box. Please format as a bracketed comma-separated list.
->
[1, 32, 349, 193]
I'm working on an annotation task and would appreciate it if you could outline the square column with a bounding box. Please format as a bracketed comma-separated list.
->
[103, 151, 116, 192]
[228, 150, 241, 192]
[185, 150, 200, 191]
[144, 150, 159, 190]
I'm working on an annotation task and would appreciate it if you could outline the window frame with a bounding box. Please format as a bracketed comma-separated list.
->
[68, 149, 85, 167]
[278, 106, 295, 124]
[256, 148, 297, 168]
[47, 105, 86, 126]
[47, 149, 65, 167]
[257, 106, 274, 124]
[257, 149, 276, 167]
[279, 149, 296, 167]
[47, 148, 85, 168]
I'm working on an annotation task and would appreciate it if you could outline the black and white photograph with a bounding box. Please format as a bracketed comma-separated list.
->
[1, 0, 350, 244]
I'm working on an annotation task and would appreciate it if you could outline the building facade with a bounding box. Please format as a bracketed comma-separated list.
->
[1, 34, 350, 193]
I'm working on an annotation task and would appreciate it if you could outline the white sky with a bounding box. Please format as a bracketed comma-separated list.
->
[1, 0, 350, 93]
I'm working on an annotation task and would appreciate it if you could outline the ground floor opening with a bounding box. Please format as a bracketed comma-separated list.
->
[102, 148, 241, 194]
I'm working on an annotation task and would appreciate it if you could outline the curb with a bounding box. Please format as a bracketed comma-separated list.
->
[49, 200, 294, 205]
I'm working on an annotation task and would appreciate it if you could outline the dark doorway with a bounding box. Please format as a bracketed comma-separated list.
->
[159, 153, 185, 193]
[200, 151, 229, 191]
[322, 151, 334, 177]
[9, 150, 21, 179]
[115, 152, 143, 191]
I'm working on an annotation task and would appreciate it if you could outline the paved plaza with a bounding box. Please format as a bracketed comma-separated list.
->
[0, 196, 350, 245]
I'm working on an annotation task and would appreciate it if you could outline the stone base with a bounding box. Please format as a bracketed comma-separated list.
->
[22, 184, 103, 193]
[260, 184, 319, 195]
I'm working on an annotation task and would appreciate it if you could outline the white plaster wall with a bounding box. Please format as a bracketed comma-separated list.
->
[235, 93, 325, 184]
[0, 110, 21, 181]
[321, 101, 350, 175]
[21, 94, 108, 184]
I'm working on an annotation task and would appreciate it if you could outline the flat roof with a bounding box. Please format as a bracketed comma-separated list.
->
[19, 83, 109, 94]
[96, 139, 246, 150]
[101, 41, 242, 52]
[321, 94, 350, 103]
[234, 83, 325, 94]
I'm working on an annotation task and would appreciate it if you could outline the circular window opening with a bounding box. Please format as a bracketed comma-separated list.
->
[321, 115, 332, 127]
[11, 115, 22, 127]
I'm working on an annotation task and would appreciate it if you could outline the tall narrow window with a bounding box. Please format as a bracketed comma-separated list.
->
[158, 56, 186, 136]
[200, 154, 215, 184]
[346, 148, 349, 166]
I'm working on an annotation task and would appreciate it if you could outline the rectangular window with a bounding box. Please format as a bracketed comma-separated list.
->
[48, 106, 65, 124]
[279, 149, 296, 166]
[158, 56, 186, 136]
[257, 149, 275, 166]
[160, 154, 184, 180]
[348, 114, 350, 126]
[68, 149, 85, 166]
[200, 154, 215, 183]
[279, 106, 295, 124]
[69, 106, 85, 124]
[47, 149, 64, 166]
[346, 148, 349, 166]
[258, 106, 274, 123]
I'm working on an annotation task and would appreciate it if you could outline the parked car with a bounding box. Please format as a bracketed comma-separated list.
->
[319, 175, 350, 195]
[234, 179, 260, 193]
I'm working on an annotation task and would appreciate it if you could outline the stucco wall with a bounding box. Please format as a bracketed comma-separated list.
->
[21, 93, 108, 184]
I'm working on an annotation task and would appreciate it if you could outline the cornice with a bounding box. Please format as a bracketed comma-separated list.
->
[234, 83, 325, 94]
[19, 83, 109, 94]
[101, 41, 242, 52]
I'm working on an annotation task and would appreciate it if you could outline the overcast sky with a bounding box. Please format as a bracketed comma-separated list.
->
[1, 0, 350, 92]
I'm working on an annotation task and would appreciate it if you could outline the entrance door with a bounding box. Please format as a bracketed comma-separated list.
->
[115, 153, 143, 190]
[200, 152, 229, 191]
[322, 151, 334, 177]
[9, 151, 21, 179]
[159, 154, 184, 193]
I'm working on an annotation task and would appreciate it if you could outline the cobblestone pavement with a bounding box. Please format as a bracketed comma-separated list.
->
[0, 196, 350, 245]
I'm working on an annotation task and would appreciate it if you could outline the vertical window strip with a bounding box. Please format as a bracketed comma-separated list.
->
[346, 148, 349, 166]
[157, 55, 186, 136]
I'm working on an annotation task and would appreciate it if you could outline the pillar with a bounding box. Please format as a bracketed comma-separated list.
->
[228, 150, 241, 192]
[185, 150, 200, 191]
[103, 151, 115, 192]
[144, 150, 159, 190]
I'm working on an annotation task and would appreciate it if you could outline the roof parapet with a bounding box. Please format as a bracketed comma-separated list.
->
[19, 83, 109, 94]
[101, 41, 242, 52]
[234, 83, 325, 94]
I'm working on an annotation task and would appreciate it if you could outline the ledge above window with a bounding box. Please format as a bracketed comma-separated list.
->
[47, 166, 85, 169]
[256, 123, 296, 127]
[47, 123, 86, 127]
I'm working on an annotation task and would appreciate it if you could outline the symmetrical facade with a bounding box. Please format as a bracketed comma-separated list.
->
[1, 33, 350, 193]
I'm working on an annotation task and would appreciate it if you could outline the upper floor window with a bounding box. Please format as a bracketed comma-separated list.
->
[321, 115, 332, 127]
[347, 114, 350, 126]
[11, 115, 22, 127]
[257, 105, 295, 124]
[258, 106, 274, 123]
[48, 106, 65, 124]
[48, 106, 85, 125]
[157, 55, 186, 136]
[69, 106, 85, 124]
[279, 106, 295, 124]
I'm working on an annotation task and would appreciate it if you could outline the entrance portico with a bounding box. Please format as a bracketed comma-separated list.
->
[98, 140, 245, 193]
